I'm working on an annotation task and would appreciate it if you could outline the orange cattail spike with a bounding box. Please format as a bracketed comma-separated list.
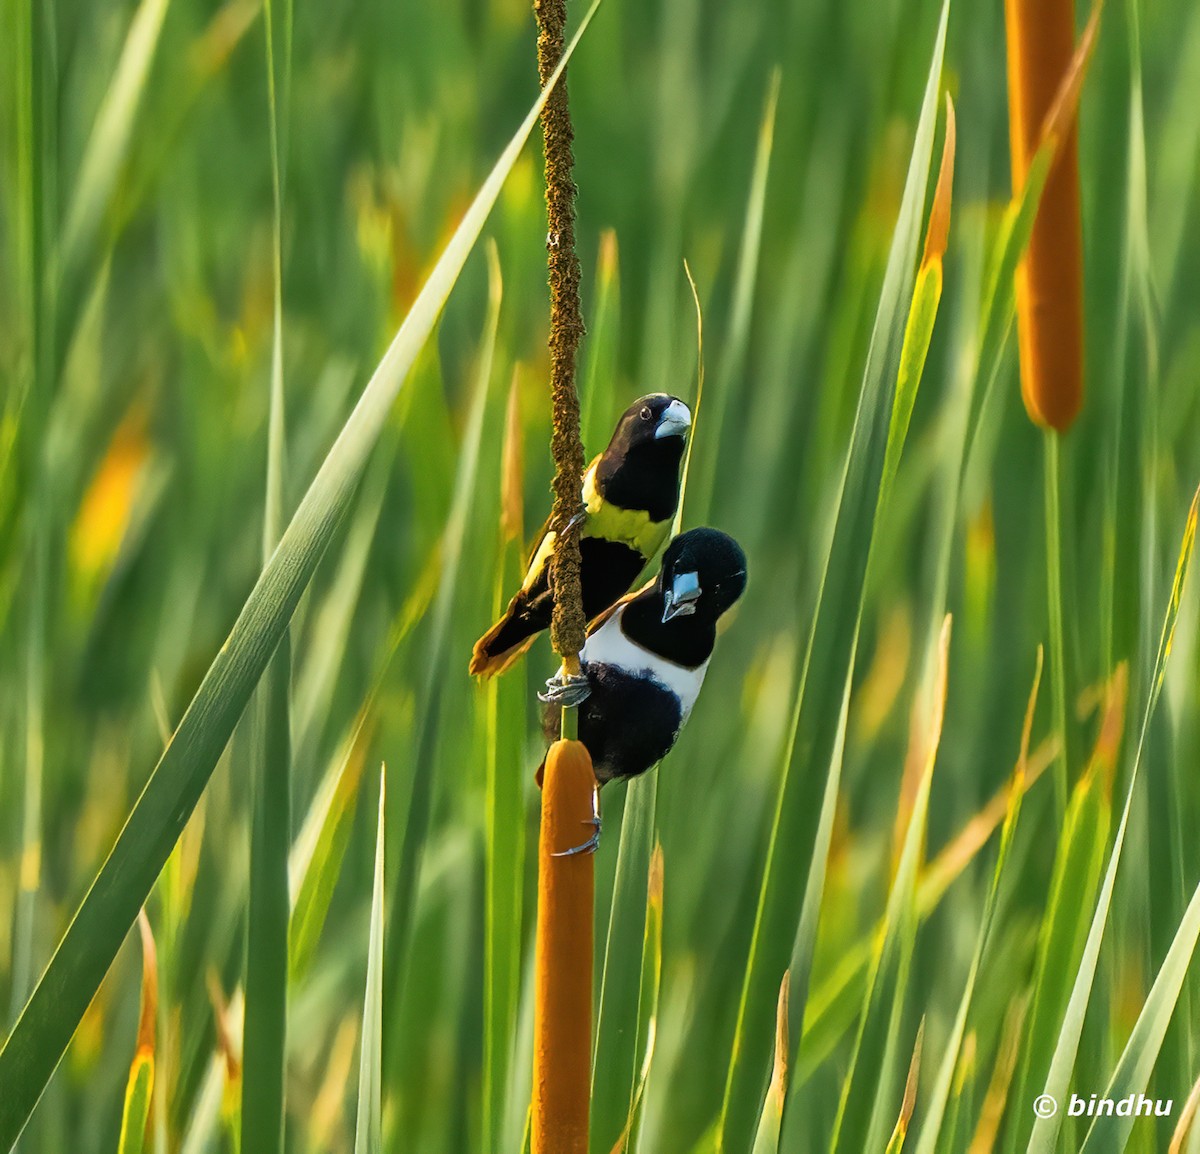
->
[532, 739, 597, 1154]
[1005, 0, 1085, 431]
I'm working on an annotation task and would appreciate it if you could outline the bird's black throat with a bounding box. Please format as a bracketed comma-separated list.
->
[619, 592, 716, 669]
[597, 437, 686, 522]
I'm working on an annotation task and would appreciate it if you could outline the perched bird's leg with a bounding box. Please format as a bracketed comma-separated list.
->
[538, 669, 591, 707]
[553, 783, 602, 857]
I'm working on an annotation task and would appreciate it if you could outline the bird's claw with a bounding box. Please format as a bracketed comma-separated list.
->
[538, 671, 591, 707]
[559, 508, 586, 534]
[553, 787, 602, 856]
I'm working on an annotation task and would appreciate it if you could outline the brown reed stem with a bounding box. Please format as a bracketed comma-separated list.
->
[535, 0, 587, 672]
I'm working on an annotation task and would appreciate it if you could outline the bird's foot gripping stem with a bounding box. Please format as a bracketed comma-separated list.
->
[553, 785, 602, 857]
[538, 670, 591, 708]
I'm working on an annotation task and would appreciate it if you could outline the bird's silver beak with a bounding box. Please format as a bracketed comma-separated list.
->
[654, 399, 693, 440]
[662, 569, 701, 622]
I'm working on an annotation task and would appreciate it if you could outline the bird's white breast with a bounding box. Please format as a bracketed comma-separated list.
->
[582, 607, 709, 721]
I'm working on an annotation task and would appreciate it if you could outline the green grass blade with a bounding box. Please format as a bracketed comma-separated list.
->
[750, 975, 789, 1154]
[1028, 487, 1199, 1154]
[60, 0, 171, 281]
[241, 0, 292, 1143]
[483, 374, 529, 1154]
[783, 102, 952, 1144]
[830, 618, 950, 1154]
[0, 17, 598, 1135]
[288, 722, 369, 985]
[579, 230, 621, 454]
[381, 240, 502, 1033]
[116, 912, 157, 1154]
[592, 776, 659, 1153]
[717, 7, 949, 1147]
[355, 769, 386, 1154]
[689, 69, 779, 524]
[1004, 668, 1125, 1154]
[1080, 873, 1200, 1153]
[913, 649, 1043, 1154]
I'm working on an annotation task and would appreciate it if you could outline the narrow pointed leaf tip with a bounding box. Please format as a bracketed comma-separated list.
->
[135, 910, 158, 1057]
[117, 911, 158, 1154]
[921, 95, 956, 270]
[885, 1019, 925, 1153]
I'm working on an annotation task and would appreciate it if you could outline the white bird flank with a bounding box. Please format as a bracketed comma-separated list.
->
[582, 605, 709, 722]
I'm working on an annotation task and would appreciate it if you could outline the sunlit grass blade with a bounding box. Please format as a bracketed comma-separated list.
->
[1028, 486, 1199, 1154]
[718, 8, 949, 1146]
[59, 0, 171, 281]
[483, 373, 529, 1154]
[1079, 874, 1200, 1151]
[794, 732, 1055, 1087]
[579, 230, 621, 453]
[626, 842, 665, 1152]
[750, 974, 789, 1154]
[595, 270, 704, 1151]
[0, 14, 599, 1135]
[241, 0, 292, 1141]
[912, 648, 1043, 1154]
[381, 240, 501, 1036]
[1169, 1069, 1200, 1153]
[1003, 664, 1127, 1154]
[116, 911, 157, 1154]
[289, 550, 436, 986]
[968, 997, 1027, 1153]
[830, 617, 950, 1154]
[355, 769, 386, 1154]
[689, 68, 778, 524]
[781, 99, 953, 1142]
[593, 782, 659, 1153]
[879, 93, 956, 516]
[884, 1019, 924, 1154]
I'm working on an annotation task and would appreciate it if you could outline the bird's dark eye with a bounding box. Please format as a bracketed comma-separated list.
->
[640, 405, 652, 421]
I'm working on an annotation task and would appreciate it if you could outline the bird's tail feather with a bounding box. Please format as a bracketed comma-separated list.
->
[469, 611, 539, 677]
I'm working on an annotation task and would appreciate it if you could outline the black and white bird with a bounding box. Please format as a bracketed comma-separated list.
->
[544, 527, 747, 785]
[471, 393, 692, 677]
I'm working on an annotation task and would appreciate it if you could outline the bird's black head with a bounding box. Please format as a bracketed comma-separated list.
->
[607, 393, 692, 454]
[596, 395, 692, 520]
[659, 528, 747, 625]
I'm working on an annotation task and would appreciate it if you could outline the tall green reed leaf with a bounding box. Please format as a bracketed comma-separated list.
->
[116, 912, 157, 1154]
[750, 975, 789, 1154]
[592, 778, 658, 1153]
[1003, 666, 1126, 1154]
[483, 375, 528, 1154]
[717, 6, 949, 1146]
[830, 617, 950, 1154]
[0, 12, 601, 1136]
[781, 96, 954, 1148]
[241, 0, 293, 1143]
[913, 648, 1043, 1154]
[59, 0, 170, 282]
[355, 770, 385, 1154]
[689, 69, 779, 525]
[1080, 871, 1200, 1152]
[593, 261, 704, 1152]
[1028, 486, 1199, 1154]
[381, 241, 501, 1044]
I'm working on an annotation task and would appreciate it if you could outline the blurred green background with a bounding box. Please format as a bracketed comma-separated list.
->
[2, 0, 1200, 1150]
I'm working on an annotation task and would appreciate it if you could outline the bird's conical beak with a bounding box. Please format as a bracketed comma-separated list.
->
[662, 569, 701, 622]
[654, 399, 693, 440]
